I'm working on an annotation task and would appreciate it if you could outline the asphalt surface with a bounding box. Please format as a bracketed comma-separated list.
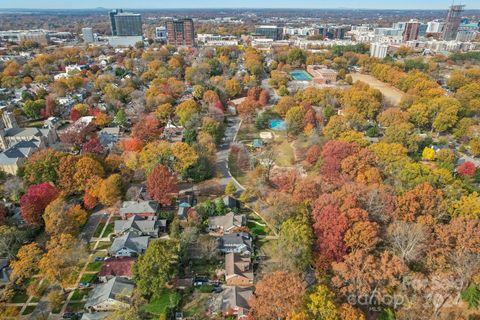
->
[216, 116, 244, 191]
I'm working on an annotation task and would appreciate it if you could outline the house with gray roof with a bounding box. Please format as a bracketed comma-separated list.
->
[108, 232, 150, 257]
[222, 286, 253, 319]
[114, 215, 166, 237]
[84, 277, 134, 312]
[218, 233, 253, 256]
[119, 200, 159, 219]
[0, 139, 41, 175]
[208, 212, 246, 234]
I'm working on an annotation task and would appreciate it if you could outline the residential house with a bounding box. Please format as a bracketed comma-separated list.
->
[218, 233, 253, 255]
[98, 257, 135, 282]
[119, 200, 159, 219]
[222, 286, 253, 319]
[114, 215, 166, 237]
[84, 277, 134, 312]
[223, 196, 240, 210]
[0, 139, 42, 175]
[108, 232, 150, 257]
[225, 253, 254, 286]
[208, 212, 246, 234]
[99, 126, 121, 149]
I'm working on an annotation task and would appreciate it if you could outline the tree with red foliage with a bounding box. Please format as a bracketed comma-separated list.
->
[120, 138, 144, 152]
[272, 170, 298, 193]
[147, 165, 179, 206]
[132, 114, 163, 142]
[83, 192, 98, 210]
[59, 122, 96, 149]
[320, 140, 358, 184]
[213, 100, 224, 113]
[82, 136, 104, 155]
[305, 144, 321, 165]
[458, 161, 476, 177]
[20, 183, 59, 225]
[70, 109, 81, 121]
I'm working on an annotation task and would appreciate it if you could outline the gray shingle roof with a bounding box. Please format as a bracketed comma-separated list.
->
[119, 201, 159, 215]
[114, 215, 165, 236]
[108, 232, 150, 256]
[85, 277, 134, 309]
[208, 212, 245, 232]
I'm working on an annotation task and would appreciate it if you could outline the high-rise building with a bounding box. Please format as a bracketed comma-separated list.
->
[370, 42, 389, 59]
[442, 5, 465, 41]
[109, 9, 123, 36]
[426, 20, 445, 33]
[110, 9, 142, 37]
[403, 20, 421, 42]
[166, 19, 195, 46]
[155, 26, 167, 41]
[82, 27, 94, 43]
[255, 26, 283, 40]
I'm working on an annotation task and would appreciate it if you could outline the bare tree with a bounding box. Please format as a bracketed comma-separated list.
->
[387, 221, 427, 264]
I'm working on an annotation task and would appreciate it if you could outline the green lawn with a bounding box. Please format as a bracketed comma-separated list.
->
[182, 291, 212, 318]
[236, 123, 260, 141]
[30, 296, 41, 303]
[80, 273, 97, 283]
[191, 259, 222, 278]
[95, 241, 111, 250]
[272, 140, 295, 166]
[93, 222, 106, 238]
[11, 291, 29, 303]
[247, 219, 268, 236]
[22, 306, 36, 315]
[71, 288, 92, 301]
[66, 302, 85, 312]
[86, 261, 103, 272]
[102, 222, 114, 237]
[143, 290, 181, 316]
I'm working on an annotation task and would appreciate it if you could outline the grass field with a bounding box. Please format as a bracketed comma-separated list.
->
[143, 290, 181, 316]
[272, 140, 295, 166]
[349, 73, 405, 106]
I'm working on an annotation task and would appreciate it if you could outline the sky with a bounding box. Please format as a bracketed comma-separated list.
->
[0, 0, 478, 10]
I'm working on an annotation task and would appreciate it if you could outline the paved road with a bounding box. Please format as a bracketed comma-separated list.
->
[216, 116, 244, 192]
[79, 207, 106, 243]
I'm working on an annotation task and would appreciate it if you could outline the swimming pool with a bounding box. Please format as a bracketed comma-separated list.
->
[290, 69, 312, 81]
[269, 119, 286, 131]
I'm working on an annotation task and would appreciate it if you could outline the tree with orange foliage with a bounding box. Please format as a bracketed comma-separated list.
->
[132, 114, 163, 142]
[203, 90, 220, 105]
[249, 271, 305, 319]
[147, 165, 178, 206]
[394, 183, 446, 222]
[120, 137, 144, 152]
[258, 89, 270, 106]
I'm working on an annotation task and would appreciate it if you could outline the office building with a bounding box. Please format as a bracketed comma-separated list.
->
[155, 26, 167, 41]
[370, 42, 389, 59]
[333, 26, 351, 40]
[166, 19, 195, 46]
[110, 9, 142, 37]
[426, 20, 445, 34]
[82, 27, 94, 43]
[403, 20, 421, 42]
[418, 23, 428, 37]
[442, 5, 465, 41]
[255, 26, 283, 40]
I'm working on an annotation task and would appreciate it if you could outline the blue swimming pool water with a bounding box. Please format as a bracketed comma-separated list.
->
[290, 69, 312, 81]
[269, 119, 286, 131]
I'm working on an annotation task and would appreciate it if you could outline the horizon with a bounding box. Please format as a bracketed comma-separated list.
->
[0, 0, 478, 10]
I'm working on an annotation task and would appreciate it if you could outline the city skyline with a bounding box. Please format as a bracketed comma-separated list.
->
[0, 0, 479, 10]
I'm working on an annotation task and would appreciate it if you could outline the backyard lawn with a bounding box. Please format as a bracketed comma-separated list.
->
[182, 291, 213, 318]
[21, 306, 36, 315]
[247, 219, 268, 236]
[80, 273, 97, 283]
[272, 140, 295, 166]
[143, 290, 181, 316]
[86, 261, 103, 272]
[11, 291, 29, 303]
[66, 302, 85, 312]
[93, 222, 106, 238]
